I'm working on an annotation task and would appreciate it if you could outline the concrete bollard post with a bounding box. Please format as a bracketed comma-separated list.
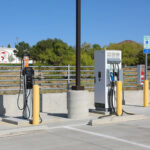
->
[116, 81, 122, 116]
[144, 80, 149, 107]
[33, 85, 40, 125]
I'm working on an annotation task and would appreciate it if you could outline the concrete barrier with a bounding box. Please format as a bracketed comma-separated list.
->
[0, 92, 95, 117]
[42, 93, 67, 114]
[0, 90, 148, 117]
[124, 90, 150, 106]
[0, 95, 23, 116]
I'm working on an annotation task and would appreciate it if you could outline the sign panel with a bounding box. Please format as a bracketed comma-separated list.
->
[0, 50, 9, 62]
[144, 36, 150, 49]
[143, 49, 150, 53]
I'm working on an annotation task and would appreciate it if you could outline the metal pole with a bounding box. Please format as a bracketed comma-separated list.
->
[72, 0, 84, 90]
[76, 0, 81, 88]
[145, 54, 148, 80]
[67, 64, 70, 90]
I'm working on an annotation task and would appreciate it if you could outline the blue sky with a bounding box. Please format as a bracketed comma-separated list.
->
[0, 0, 150, 48]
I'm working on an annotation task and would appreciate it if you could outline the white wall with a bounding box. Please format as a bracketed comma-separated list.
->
[0, 47, 20, 64]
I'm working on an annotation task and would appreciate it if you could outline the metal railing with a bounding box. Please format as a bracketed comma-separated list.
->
[123, 66, 138, 88]
[0, 65, 94, 93]
[0, 65, 145, 94]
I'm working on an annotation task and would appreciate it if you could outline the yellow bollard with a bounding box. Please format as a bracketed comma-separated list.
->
[116, 81, 122, 116]
[33, 85, 39, 125]
[144, 80, 149, 107]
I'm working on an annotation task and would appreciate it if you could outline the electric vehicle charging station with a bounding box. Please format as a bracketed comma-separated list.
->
[1, 54, 41, 125]
[22, 54, 34, 120]
[94, 50, 123, 113]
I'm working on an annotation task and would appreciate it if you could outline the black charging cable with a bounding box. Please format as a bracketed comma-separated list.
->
[17, 58, 24, 110]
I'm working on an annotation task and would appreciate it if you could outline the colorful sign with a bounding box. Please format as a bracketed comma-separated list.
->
[137, 65, 145, 85]
[0, 50, 9, 62]
[144, 36, 150, 49]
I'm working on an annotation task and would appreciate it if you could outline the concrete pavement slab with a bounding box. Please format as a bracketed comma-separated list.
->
[0, 125, 48, 138]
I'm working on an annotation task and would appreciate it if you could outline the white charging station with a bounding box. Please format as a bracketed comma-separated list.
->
[94, 50, 122, 113]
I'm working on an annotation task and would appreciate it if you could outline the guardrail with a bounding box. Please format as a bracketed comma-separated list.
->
[0, 65, 145, 94]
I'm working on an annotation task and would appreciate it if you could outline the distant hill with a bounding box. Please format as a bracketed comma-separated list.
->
[106, 40, 144, 66]
[118, 40, 138, 44]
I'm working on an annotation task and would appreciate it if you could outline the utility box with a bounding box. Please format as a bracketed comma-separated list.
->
[137, 65, 145, 85]
[94, 50, 122, 112]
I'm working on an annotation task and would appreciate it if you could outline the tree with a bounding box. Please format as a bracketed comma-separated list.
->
[7, 44, 11, 48]
[88, 44, 101, 59]
[107, 40, 143, 66]
[30, 38, 75, 65]
[93, 44, 101, 50]
[81, 51, 94, 66]
[81, 42, 92, 52]
[8, 54, 15, 62]
[14, 41, 30, 59]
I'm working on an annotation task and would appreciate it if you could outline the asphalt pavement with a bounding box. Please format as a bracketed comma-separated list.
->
[0, 99, 150, 150]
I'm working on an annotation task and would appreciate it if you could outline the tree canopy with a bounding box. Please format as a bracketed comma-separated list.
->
[14, 39, 144, 66]
[14, 41, 31, 59]
[106, 40, 143, 66]
[30, 38, 75, 65]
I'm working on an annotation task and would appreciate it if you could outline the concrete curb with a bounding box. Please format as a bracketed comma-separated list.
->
[0, 125, 48, 138]
[0, 114, 147, 137]
[2, 117, 29, 125]
[89, 115, 147, 126]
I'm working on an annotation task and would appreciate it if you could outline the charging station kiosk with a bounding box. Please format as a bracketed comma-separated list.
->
[94, 50, 123, 113]
[22, 54, 34, 120]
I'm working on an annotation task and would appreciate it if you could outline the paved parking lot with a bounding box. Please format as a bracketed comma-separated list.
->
[0, 113, 150, 150]
[0, 99, 150, 150]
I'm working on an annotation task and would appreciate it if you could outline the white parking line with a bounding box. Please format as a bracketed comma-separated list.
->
[64, 126, 150, 149]
[47, 123, 86, 130]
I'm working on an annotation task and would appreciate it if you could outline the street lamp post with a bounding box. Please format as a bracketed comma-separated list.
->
[68, 0, 89, 120]
[72, 0, 84, 90]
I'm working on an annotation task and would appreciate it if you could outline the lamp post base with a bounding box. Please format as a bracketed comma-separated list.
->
[67, 90, 89, 119]
[72, 86, 84, 90]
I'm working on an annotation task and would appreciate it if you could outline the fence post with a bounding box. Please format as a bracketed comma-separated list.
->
[67, 64, 70, 90]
